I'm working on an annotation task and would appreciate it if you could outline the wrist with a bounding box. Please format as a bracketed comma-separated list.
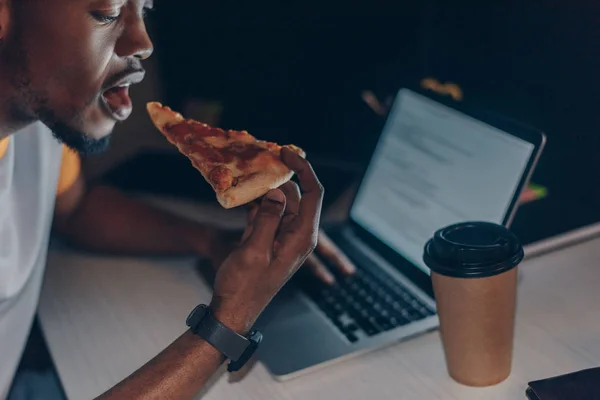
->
[209, 297, 258, 335]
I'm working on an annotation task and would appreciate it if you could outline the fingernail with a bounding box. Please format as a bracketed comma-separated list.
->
[265, 190, 285, 204]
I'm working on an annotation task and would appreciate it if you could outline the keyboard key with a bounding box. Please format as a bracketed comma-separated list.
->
[399, 309, 413, 320]
[375, 317, 392, 331]
[346, 308, 380, 335]
[304, 261, 436, 341]
[418, 306, 433, 317]
[410, 311, 426, 321]
[368, 316, 385, 331]
[345, 333, 358, 343]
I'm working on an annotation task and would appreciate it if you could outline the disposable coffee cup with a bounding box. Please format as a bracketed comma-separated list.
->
[423, 221, 524, 387]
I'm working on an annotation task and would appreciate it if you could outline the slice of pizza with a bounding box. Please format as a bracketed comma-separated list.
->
[146, 102, 306, 209]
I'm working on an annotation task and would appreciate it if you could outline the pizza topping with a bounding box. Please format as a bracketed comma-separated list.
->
[186, 142, 225, 164]
[166, 123, 195, 143]
[190, 121, 220, 138]
[209, 166, 234, 192]
[189, 122, 222, 138]
[228, 143, 265, 160]
[227, 130, 256, 143]
[166, 121, 222, 142]
[181, 139, 269, 167]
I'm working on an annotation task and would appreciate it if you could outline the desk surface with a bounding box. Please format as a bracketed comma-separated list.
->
[38, 199, 600, 400]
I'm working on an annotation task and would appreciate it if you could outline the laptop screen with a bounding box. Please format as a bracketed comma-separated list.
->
[350, 89, 535, 274]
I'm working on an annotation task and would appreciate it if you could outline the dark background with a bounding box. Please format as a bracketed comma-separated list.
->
[109, 0, 600, 245]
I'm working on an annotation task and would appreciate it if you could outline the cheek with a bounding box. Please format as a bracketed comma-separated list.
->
[52, 36, 115, 103]
[22, 19, 115, 108]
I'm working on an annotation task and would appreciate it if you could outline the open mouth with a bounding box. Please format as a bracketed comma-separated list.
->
[101, 83, 133, 121]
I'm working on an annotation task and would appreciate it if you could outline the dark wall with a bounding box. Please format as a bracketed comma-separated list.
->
[154, 1, 428, 160]
[154, 1, 600, 156]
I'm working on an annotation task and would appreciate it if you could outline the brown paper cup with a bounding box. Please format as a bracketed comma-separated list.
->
[432, 267, 518, 386]
[423, 222, 523, 387]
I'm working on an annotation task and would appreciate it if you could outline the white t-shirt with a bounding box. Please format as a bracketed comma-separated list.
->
[0, 123, 63, 398]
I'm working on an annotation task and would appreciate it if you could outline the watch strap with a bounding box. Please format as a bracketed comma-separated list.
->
[187, 305, 250, 361]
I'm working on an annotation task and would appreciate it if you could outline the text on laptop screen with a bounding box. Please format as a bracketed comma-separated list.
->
[350, 89, 535, 273]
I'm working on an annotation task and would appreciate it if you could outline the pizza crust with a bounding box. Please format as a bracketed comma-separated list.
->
[217, 165, 294, 209]
[147, 102, 184, 134]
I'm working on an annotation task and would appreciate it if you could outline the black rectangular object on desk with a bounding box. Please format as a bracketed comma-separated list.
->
[526, 367, 600, 400]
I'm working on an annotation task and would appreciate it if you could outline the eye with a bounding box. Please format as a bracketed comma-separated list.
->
[91, 10, 121, 24]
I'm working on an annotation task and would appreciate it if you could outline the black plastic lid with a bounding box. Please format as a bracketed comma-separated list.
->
[423, 221, 524, 278]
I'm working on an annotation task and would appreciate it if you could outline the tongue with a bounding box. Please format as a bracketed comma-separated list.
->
[102, 86, 132, 120]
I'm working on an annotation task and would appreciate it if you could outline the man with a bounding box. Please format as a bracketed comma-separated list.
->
[0, 0, 354, 398]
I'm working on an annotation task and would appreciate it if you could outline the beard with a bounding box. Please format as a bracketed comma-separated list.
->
[11, 75, 112, 156]
[35, 102, 111, 155]
[38, 106, 112, 155]
[3, 23, 111, 155]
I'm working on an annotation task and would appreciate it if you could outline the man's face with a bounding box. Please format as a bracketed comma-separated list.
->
[0, 0, 154, 153]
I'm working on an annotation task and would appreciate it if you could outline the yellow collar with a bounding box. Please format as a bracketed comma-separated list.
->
[0, 138, 8, 160]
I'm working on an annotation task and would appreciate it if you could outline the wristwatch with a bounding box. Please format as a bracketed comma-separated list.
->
[186, 304, 263, 372]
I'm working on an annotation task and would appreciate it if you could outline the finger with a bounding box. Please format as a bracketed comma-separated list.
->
[241, 223, 253, 243]
[241, 202, 260, 243]
[246, 202, 259, 223]
[279, 181, 301, 217]
[245, 189, 286, 248]
[280, 148, 324, 229]
[316, 231, 356, 275]
[305, 253, 335, 285]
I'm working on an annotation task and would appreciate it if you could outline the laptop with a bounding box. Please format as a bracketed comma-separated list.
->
[256, 88, 546, 379]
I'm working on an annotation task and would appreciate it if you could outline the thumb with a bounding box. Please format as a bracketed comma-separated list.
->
[245, 189, 286, 248]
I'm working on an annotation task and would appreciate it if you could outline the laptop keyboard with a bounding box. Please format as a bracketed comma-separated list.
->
[303, 264, 435, 343]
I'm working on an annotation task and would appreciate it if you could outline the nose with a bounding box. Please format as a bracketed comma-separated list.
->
[115, 12, 154, 60]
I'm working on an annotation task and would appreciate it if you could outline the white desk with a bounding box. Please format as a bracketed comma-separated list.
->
[38, 199, 600, 399]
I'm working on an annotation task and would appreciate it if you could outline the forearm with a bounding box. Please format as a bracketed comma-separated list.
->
[56, 185, 215, 256]
[96, 331, 224, 400]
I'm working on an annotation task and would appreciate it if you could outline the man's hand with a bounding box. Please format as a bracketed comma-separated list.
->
[209, 148, 324, 333]
[304, 231, 356, 284]
[244, 197, 355, 284]
[207, 228, 356, 285]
